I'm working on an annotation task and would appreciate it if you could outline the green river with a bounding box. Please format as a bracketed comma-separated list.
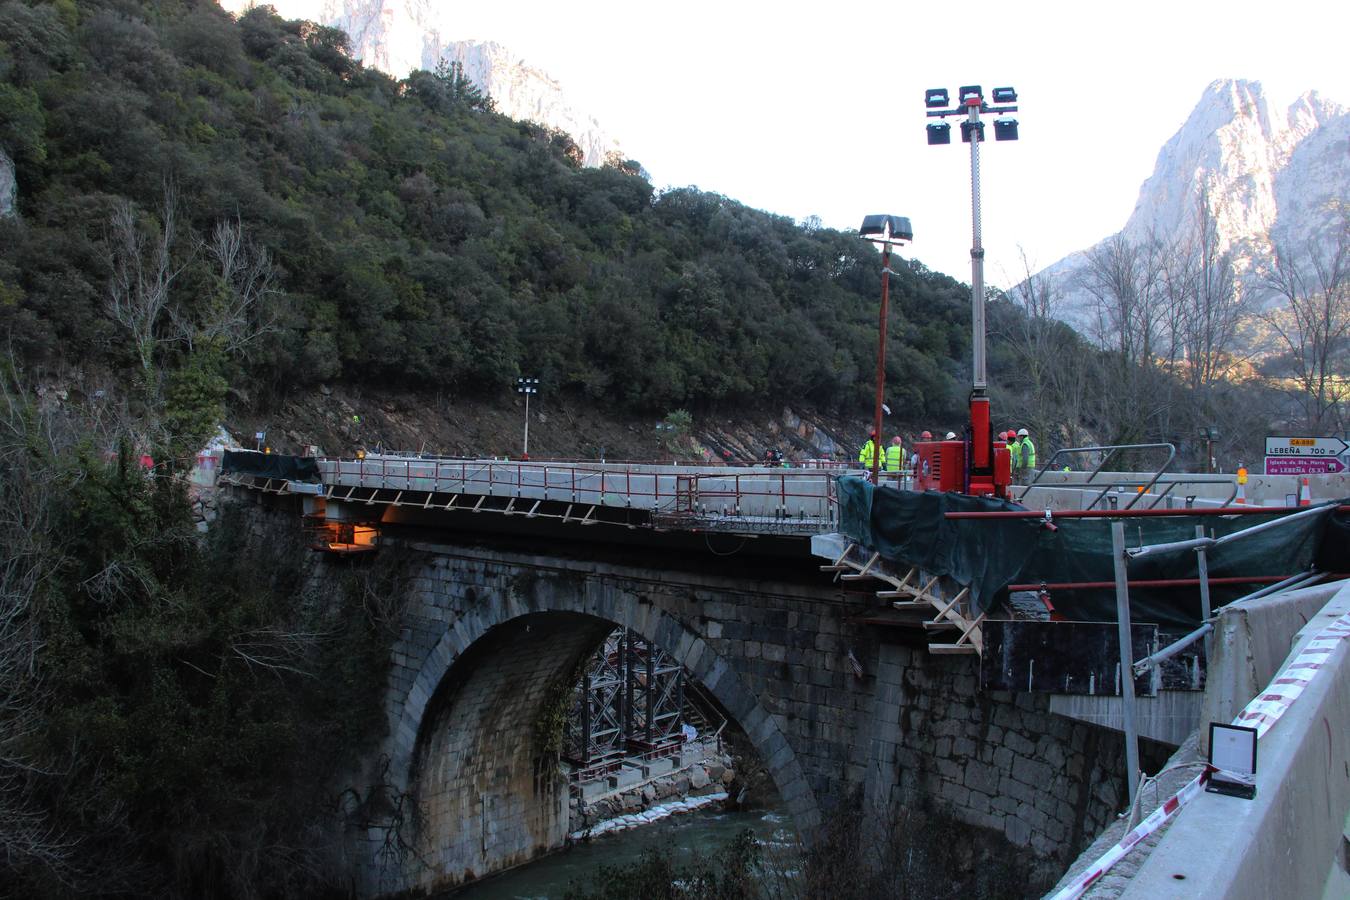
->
[445, 802, 796, 899]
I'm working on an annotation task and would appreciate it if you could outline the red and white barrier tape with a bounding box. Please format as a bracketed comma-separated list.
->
[1047, 610, 1350, 900]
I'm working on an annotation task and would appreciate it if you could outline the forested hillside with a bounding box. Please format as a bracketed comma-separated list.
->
[0, 0, 988, 447]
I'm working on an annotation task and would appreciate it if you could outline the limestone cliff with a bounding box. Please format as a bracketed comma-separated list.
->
[1035, 79, 1348, 328]
[216, 1, 623, 166]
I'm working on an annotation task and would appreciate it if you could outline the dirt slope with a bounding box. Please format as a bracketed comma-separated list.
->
[228, 385, 919, 465]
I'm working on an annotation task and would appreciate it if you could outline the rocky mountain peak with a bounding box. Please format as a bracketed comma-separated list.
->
[217, 1, 623, 166]
[1034, 78, 1348, 329]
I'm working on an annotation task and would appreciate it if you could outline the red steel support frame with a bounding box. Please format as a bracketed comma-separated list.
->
[1006, 573, 1348, 593]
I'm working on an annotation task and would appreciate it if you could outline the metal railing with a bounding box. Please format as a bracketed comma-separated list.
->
[1105, 502, 1345, 808]
[1018, 442, 1178, 510]
[318, 455, 842, 524]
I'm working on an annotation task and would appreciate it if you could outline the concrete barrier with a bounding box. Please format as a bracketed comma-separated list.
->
[1121, 582, 1350, 899]
[1198, 581, 1344, 753]
[1018, 470, 1349, 508]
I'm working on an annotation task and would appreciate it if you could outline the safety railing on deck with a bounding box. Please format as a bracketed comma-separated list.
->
[317, 456, 842, 526]
[1019, 442, 1179, 510]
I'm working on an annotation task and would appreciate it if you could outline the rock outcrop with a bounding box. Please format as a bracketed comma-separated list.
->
[0, 147, 17, 218]
[216, 1, 623, 166]
[1035, 79, 1348, 330]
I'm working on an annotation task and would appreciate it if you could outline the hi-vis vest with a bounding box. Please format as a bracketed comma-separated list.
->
[1021, 437, 1037, 469]
[858, 439, 878, 467]
[884, 444, 904, 471]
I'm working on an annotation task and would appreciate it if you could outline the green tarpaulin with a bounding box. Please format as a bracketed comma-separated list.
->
[221, 450, 320, 482]
[835, 476, 1347, 627]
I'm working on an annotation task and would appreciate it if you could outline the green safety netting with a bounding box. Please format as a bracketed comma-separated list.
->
[221, 450, 321, 482]
[835, 476, 1348, 627]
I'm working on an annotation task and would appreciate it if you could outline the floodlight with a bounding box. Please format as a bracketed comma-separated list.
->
[958, 84, 983, 104]
[927, 122, 952, 145]
[859, 215, 912, 242]
[925, 88, 950, 108]
[991, 86, 1017, 103]
[993, 118, 1019, 141]
[961, 121, 985, 143]
[859, 215, 889, 237]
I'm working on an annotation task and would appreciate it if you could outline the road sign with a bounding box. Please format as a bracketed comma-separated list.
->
[1264, 436, 1348, 458]
[1264, 456, 1345, 476]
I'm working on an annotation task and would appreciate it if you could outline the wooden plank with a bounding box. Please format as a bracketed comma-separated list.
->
[819, 542, 855, 571]
[928, 591, 963, 623]
[928, 644, 979, 655]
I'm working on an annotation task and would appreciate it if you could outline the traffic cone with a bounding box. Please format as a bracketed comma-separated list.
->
[1298, 477, 1312, 507]
[1234, 481, 1246, 504]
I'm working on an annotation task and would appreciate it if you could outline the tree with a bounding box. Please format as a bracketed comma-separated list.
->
[1010, 252, 1098, 449]
[1170, 187, 1249, 395]
[1258, 204, 1350, 433]
[0, 364, 80, 890]
[1076, 232, 1177, 443]
[178, 216, 280, 359]
[103, 184, 188, 389]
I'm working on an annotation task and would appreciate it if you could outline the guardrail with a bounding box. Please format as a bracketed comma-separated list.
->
[317, 456, 843, 524]
[1019, 442, 1178, 510]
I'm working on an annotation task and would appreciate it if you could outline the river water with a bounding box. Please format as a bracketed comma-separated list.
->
[446, 802, 796, 899]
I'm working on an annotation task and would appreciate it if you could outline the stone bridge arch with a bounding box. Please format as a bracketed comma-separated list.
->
[370, 544, 821, 896]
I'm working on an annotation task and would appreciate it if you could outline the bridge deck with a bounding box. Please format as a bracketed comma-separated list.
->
[220, 452, 881, 535]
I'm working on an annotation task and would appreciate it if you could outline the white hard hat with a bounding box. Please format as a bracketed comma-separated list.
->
[1017, 428, 1029, 437]
[945, 431, 957, 440]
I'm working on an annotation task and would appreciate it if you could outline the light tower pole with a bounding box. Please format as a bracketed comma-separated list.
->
[924, 85, 1019, 494]
[515, 377, 538, 459]
[858, 214, 913, 485]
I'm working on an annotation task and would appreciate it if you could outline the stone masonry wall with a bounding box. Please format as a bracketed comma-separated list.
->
[332, 533, 1157, 895]
[864, 641, 1169, 866]
[410, 613, 610, 890]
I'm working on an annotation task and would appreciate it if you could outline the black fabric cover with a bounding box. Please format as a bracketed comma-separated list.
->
[221, 450, 320, 482]
[836, 477, 1042, 616]
[836, 476, 1345, 627]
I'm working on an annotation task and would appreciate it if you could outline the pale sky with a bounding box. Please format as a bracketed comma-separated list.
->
[258, 1, 1350, 286]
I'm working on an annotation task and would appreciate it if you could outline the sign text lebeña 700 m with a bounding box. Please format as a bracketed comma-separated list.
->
[1264, 436, 1349, 457]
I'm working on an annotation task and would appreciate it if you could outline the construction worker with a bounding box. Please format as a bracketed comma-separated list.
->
[858, 430, 880, 470]
[1006, 430, 1023, 477]
[1017, 428, 1036, 478]
[884, 436, 905, 479]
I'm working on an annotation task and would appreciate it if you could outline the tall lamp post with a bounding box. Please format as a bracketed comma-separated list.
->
[858, 215, 913, 485]
[515, 377, 538, 459]
[1198, 426, 1220, 474]
[924, 84, 1018, 489]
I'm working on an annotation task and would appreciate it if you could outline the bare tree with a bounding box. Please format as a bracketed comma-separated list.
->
[1001, 249, 1092, 446]
[1173, 187, 1249, 395]
[0, 366, 81, 887]
[1259, 204, 1350, 433]
[1080, 232, 1168, 366]
[104, 184, 190, 383]
[173, 216, 280, 358]
[1077, 232, 1179, 442]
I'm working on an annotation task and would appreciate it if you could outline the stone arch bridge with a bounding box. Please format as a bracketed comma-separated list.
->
[336, 533, 1143, 897]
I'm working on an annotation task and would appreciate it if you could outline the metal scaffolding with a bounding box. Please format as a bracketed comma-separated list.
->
[565, 627, 686, 766]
